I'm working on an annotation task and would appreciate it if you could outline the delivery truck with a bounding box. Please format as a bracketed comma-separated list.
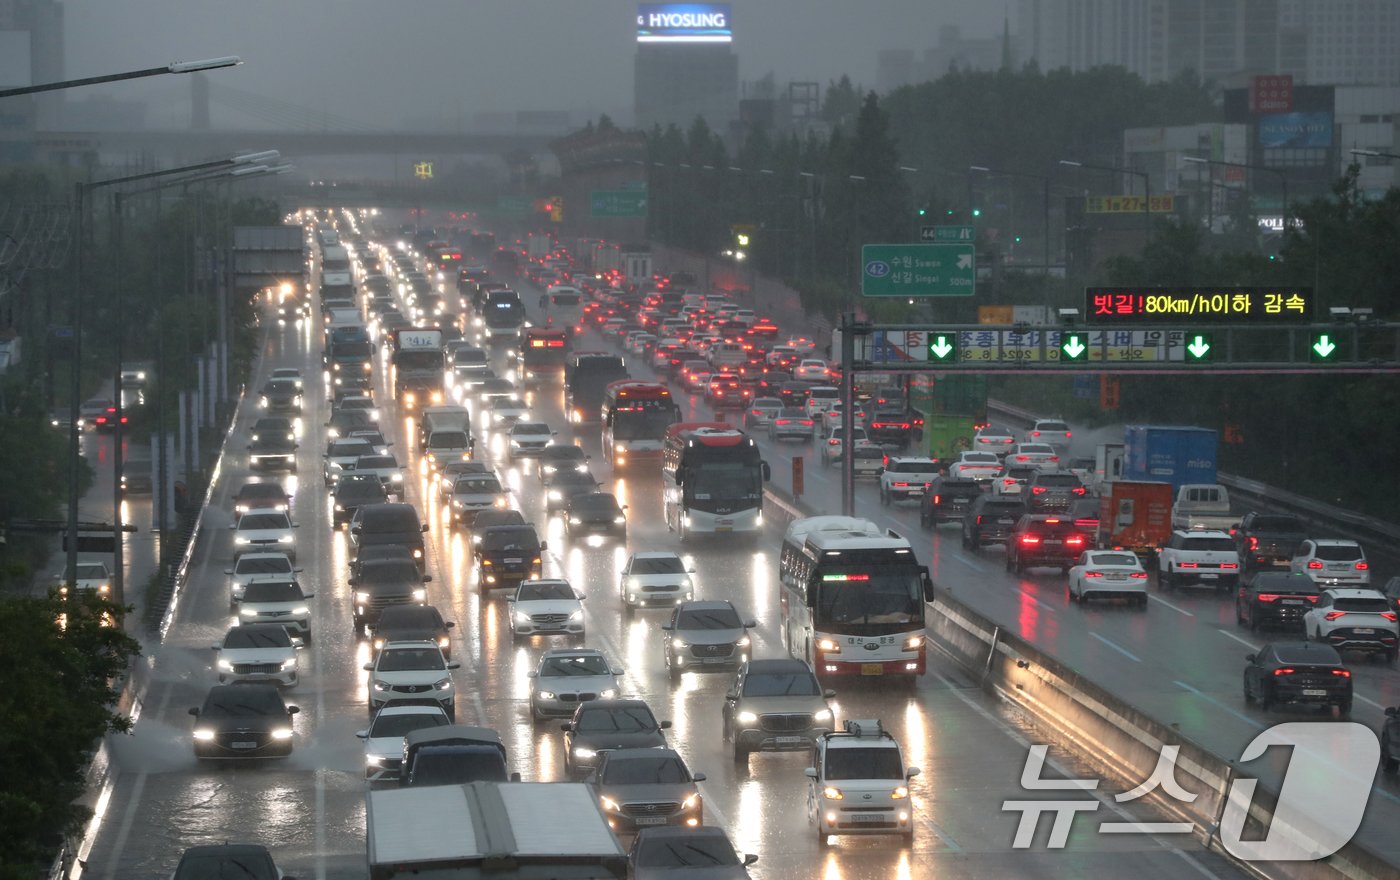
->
[1097, 480, 1175, 562]
[1122, 425, 1218, 491]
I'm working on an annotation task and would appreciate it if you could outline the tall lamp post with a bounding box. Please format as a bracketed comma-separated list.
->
[1182, 156, 1290, 232]
[0, 56, 240, 99]
[969, 165, 1053, 276]
[65, 150, 280, 602]
[1059, 158, 1153, 245]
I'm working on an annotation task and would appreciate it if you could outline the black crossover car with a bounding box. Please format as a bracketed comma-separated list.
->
[189, 684, 299, 760]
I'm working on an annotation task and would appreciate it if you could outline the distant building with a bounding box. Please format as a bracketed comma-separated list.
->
[877, 26, 1006, 93]
[635, 44, 738, 133]
[0, 0, 64, 159]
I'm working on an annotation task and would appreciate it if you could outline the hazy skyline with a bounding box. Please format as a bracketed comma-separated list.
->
[59, 1, 1006, 129]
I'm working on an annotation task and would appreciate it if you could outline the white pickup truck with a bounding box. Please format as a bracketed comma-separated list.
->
[1170, 483, 1242, 532]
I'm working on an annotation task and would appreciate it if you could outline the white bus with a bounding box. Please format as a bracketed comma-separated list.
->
[779, 517, 934, 679]
[662, 424, 769, 539]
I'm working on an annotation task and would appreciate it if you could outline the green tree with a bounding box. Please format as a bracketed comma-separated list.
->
[0, 592, 140, 876]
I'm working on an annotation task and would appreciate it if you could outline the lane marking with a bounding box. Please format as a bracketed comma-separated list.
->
[1090, 632, 1142, 663]
[1216, 628, 1260, 652]
[1017, 589, 1057, 613]
[1149, 594, 1194, 617]
[1173, 680, 1264, 730]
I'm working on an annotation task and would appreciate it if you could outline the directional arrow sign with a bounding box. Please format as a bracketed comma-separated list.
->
[1311, 333, 1338, 362]
[861, 244, 975, 297]
[928, 334, 958, 362]
[1185, 333, 1213, 362]
[1061, 332, 1088, 361]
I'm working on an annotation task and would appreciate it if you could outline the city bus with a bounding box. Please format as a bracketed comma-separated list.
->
[778, 517, 935, 678]
[662, 424, 769, 539]
[518, 328, 568, 384]
[601, 381, 681, 469]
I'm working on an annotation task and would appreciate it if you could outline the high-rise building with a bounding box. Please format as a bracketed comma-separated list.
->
[0, 0, 64, 149]
[633, 4, 738, 132]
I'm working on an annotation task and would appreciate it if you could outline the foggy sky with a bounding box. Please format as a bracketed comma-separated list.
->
[60, 1, 1004, 130]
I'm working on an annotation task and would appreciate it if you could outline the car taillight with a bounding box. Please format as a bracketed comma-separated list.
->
[1084, 571, 1103, 578]
[1272, 667, 1295, 676]
[1247, 537, 1259, 550]
[1178, 562, 1198, 569]
[1324, 611, 1346, 621]
[1031, 487, 1046, 495]
[975, 515, 984, 524]
[1032, 431, 1040, 436]
[1129, 572, 1148, 579]
[1220, 563, 1238, 569]
[1307, 560, 1324, 569]
[1020, 535, 1041, 545]
[1384, 612, 1399, 621]
[1356, 562, 1370, 570]
[894, 482, 909, 488]
[1071, 487, 1087, 495]
[1015, 455, 1028, 462]
[1066, 536, 1085, 546]
[1332, 668, 1352, 677]
[1256, 593, 1280, 603]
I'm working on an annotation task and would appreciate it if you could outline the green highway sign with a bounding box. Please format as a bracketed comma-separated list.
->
[927, 333, 959, 362]
[920, 225, 974, 243]
[590, 190, 648, 218]
[1061, 332, 1088, 361]
[1311, 332, 1338, 362]
[497, 195, 530, 218]
[861, 244, 975, 297]
[1185, 333, 1214, 363]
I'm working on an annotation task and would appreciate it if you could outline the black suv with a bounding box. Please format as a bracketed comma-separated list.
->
[920, 477, 982, 527]
[350, 503, 429, 570]
[476, 524, 546, 590]
[961, 496, 1027, 549]
[349, 558, 430, 634]
[1025, 472, 1088, 513]
[1006, 515, 1090, 574]
[332, 474, 388, 527]
[1243, 642, 1352, 714]
[1235, 570, 1320, 632]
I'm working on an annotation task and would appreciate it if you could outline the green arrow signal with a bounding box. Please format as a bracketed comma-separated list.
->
[1186, 334, 1212, 361]
[929, 334, 957, 361]
[1312, 333, 1337, 360]
[1061, 333, 1087, 361]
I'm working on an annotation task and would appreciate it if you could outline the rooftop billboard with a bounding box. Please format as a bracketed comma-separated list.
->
[637, 4, 732, 43]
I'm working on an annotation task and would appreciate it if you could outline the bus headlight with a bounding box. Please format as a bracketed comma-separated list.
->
[816, 639, 840, 653]
[904, 635, 924, 650]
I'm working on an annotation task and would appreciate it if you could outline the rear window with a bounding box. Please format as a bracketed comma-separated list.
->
[1181, 536, 1236, 552]
[1333, 597, 1390, 613]
[1034, 474, 1082, 487]
[983, 501, 1027, 516]
[239, 514, 289, 530]
[481, 527, 541, 551]
[1314, 544, 1364, 561]
[363, 507, 421, 531]
[1274, 645, 1342, 665]
[1037, 421, 1070, 432]
[1250, 516, 1303, 532]
[938, 480, 981, 493]
[890, 461, 939, 473]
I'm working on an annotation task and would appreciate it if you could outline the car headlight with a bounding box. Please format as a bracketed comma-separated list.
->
[569, 517, 582, 525]
[672, 638, 689, 649]
[537, 690, 557, 700]
[291, 606, 309, 615]
[494, 496, 507, 508]
[614, 516, 626, 525]
[515, 611, 532, 623]
[599, 688, 618, 699]
[366, 754, 383, 766]
[736, 711, 758, 724]
[271, 728, 294, 740]
[891, 785, 910, 799]
[682, 792, 700, 810]
[626, 577, 641, 589]
[822, 786, 844, 800]
[814, 708, 833, 722]
[234, 536, 251, 545]
[354, 591, 370, 604]
[280, 658, 297, 670]
[568, 609, 583, 621]
[548, 490, 562, 501]
[240, 607, 259, 617]
[434, 678, 452, 691]
[193, 729, 215, 741]
[736, 635, 751, 647]
[599, 795, 620, 812]
[574, 747, 598, 759]
[412, 589, 427, 602]
[816, 638, 840, 653]
[391, 473, 403, 482]
[278, 535, 294, 544]
[217, 659, 234, 671]
[574, 464, 589, 473]
[334, 504, 345, 511]
[372, 680, 390, 692]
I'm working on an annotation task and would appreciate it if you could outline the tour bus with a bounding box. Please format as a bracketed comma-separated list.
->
[778, 517, 935, 678]
[601, 381, 681, 469]
[518, 328, 568, 384]
[662, 423, 769, 539]
[544, 285, 587, 333]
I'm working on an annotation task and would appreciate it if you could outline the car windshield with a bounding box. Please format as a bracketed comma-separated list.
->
[73, 563, 107, 579]
[358, 561, 420, 583]
[602, 755, 690, 785]
[239, 484, 286, 499]
[235, 557, 291, 575]
[481, 527, 540, 551]
[512, 423, 550, 436]
[540, 445, 587, 462]
[224, 627, 291, 649]
[743, 671, 819, 697]
[571, 495, 619, 514]
[430, 431, 470, 447]
[1314, 544, 1364, 561]
[378, 647, 445, 672]
[1181, 536, 1236, 551]
[205, 689, 286, 717]
[1092, 554, 1140, 567]
[1020, 444, 1056, 455]
[363, 509, 420, 531]
[1037, 421, 1070, 432]
[370, 713, 448, 738]
[963, 453, 998, 464]
[980, 426, 1013, 437]
[455, 477, 502, 494]
[825, 747, 905, 780]
[541, 654, 610, 676]
[1035, 474, 1081, 487]
[239, 514, 288, 530]
[358, 456, 396, 469]
[630, 556, 684, 575]
[338, 479, 386, 498]
[519, 582, 576, 601]
[490, 398, 524, 410]
[173, 850, 277, 879]
[329, 441, 372, 457]
[574, 706, 657, 733]
[676, 606, 742, 629]
[241, 582, 301, 602]
[890, 461, 937, 473]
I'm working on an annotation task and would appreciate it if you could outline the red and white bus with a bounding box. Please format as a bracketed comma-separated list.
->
[662, 424, 769, 538]
[601, 381, 680, 468]
[518, 328, 568, 384]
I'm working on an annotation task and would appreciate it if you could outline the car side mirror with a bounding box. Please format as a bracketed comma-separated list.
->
[188, 707, 200, 716]
[228, 523, 236, 530]
[761, 461, 772, 481]
[302, 593, 315, 600]
[447, 661, 461, 670]
[423, 575, 433, 583]
[363, 663, 373, 671]
[622, 504, 629, 510]
[287, 706, 300, 715]
[906, 766, 921, 778]
[540, 541, 548, 551]
[1387, 707, 1398, 717]
[509, 771, 522, 782]
[348, 577, 359, 586]
[823, 689, 836, 699]
[210, 645, 220, 651]
[1245, 654, 1256, 663]
[661, 623, 673, 631]
[355, 730, 368, 739]
[292, 523, 300, 528]
[744, 619, 757, 628]
[559, 722, 572, 732]
[804, 767, 818, 779]
[725, 691, 738, 701]
[660, 720, 672, 730]
[575, 592, 585, 601]
[692, 772, 706, 782]
[446, 621, 455, 629]
[744, 854, 759, 866]
[224, 568, 233, 574]
[527, 671, 538, 678]
[294, 567, 304, 573]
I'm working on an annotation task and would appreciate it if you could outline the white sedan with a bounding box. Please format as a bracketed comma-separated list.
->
[1067, 550, 1149, 607]
[949, 451, 1003, 482]
[794, 359, 830, 382]
[1007, 443, 1061, 471]
[508, 579, 585, 639]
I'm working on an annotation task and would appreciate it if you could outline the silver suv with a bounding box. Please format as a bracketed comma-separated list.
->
[722, 658, 835, 761]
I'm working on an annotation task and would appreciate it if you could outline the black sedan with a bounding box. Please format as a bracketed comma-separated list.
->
[1243, 642, 1352, 714]
[1235, 570, 1320, 632]
[544, 469, 600, 512]
[189, 684, 299, 760]
[565, 492, 628, 540]
[561, 699, 671, 777]
[332, 474, 389, 527]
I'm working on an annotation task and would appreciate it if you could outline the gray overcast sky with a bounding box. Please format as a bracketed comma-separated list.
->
[61, 1, 1004, 128]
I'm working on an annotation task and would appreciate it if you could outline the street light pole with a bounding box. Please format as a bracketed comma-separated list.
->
[1059, 159, 1153, 245]
[969, 164, 1053, 276]
[0, 56, 240, 99]
[1182, 156, 1290, 231]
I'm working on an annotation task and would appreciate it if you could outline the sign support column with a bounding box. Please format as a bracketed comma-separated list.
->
[841, 312, 856, 517]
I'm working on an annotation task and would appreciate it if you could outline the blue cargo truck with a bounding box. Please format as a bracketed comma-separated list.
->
[1122, 426, 1218, 491]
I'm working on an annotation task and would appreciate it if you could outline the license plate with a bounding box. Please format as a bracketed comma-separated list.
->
[862, 663, 884, 675]
[717, 519, 733, 526]
[1282, 599, 1303, 605]
[1201, 573, 1218, 580]
[633, 816, 667, 826]
[1302, 689, 1327, 697]
[773, 735, 803, 745]
[850, 813, 885, 823]
[1107, 574, 1126, 581]
[504, 557, 523, 564]
[232, 741, 258, 750]
[1354, 628, 1375, 634]
[952, 496, 969, 503]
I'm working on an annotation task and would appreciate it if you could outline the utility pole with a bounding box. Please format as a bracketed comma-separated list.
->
[840, 312, 856, 517]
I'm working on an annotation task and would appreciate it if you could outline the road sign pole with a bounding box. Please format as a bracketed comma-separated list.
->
[841, 312, 856, 517]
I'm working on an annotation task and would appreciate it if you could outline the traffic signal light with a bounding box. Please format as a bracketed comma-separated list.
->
[1060, 332, 1088, 362]
[917, 206, 927, 216]
[971, 207, 982, 218]
[1310, 332, 1338, 362]
[1184, 333, 1214, 363]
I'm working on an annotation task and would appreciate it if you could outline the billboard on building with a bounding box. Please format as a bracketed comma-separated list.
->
[636, 4, 732, 43]
[1258, 112, 1333, 148]
[1249, 75, 1293, 113]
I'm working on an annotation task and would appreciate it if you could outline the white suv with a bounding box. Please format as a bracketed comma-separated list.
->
[879, 457, 941, 504]
[805, 719, 919, 845]
[1303, 588, 1399, 662]
[1026, 419, 1072, 449]
[225, 552, 300, 605]
[1158, 528, 1240, 592]
[230, 508, 299, 560]
[363, 641, 460, 719]
[1291, 539, 1371, 587]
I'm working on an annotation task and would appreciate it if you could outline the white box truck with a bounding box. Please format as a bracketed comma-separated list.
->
[366, 781, 627, 880]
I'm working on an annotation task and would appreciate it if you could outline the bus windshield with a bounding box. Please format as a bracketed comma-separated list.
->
[613, 404, 675, 440]
[813, 566, 924, 632]
[687, 461, 762, 504]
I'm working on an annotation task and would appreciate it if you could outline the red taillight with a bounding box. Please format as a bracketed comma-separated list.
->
[1032, 431, 1040, 436]
[1220, 563, 1238, 570]
[894, 482, 910, 488]
[933, 495, 942, 505]
[1257, 593, 1279, 603]
[1356, 562, 1370, 570]
[1383, 612, 1399, 622]
[1324, 611, 1346, 621]
[1178, 562, 1199, 569]
[1020, 535, 1041, 545]
[1129, 572, 1148, 579]
[1065, 431, 1071, 438]
[1084, 571, 1103, 578]
[1248, 537, 1259, 550]
[1031, 487, 1046, 495]
[1015, 455, 1028, 462]
[1273, 667, 1295, 676]
[975, 515, 984, 524]
[1003, 479, 1016, 486]
[1071, 487, 1087, 496]
[1308, 560, 1324, 569]
[1066, 536, 1085, 546]
[1332, 668, 1352, 677]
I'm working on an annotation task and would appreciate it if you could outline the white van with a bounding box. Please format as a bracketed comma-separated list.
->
[545, 286, 585, 330]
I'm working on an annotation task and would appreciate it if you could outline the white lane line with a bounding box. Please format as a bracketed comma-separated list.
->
[1173, 680, 1264, 730]
[1356, 694, 1385, 711]
[1149, 594, 1194, 617]
[1090, 632, 1142, 663]
[1017, 589, 1057, 613]
[949, 554, 992, 573]
[1216, 628, 1260, 652]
